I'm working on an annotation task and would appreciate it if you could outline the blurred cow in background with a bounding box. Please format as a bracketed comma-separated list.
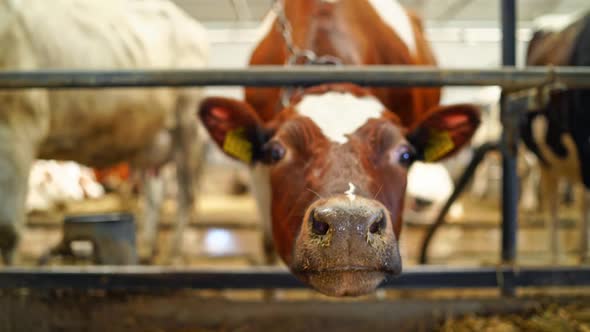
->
[523, 11, 590, 263]
[0, 0, 209, 264]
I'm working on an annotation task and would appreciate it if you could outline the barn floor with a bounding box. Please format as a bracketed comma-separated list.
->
[441, 301, 590, 332]
[1, 289, 590, 332]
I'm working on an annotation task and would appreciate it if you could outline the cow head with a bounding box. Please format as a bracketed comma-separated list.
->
[199, 84, 480, 296]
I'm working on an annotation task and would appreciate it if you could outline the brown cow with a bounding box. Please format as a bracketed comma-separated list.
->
[199, 0, 480, 296]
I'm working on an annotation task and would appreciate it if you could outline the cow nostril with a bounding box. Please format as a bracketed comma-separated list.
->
[369, 212, 386, 234]
[311, 210, 330, 236]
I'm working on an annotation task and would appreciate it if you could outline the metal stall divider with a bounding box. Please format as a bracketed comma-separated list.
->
[500, 0, 518, 297]
[2, 64, 590, 293]
[0, 66, 590, 295]
[1, 67, 590, 89]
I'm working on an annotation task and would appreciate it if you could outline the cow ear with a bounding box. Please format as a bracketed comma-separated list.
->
[199, 97, 269, 164]
[407, 104, 480, 162]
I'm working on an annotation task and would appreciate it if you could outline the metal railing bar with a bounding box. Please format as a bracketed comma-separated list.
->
[1, 66, 590, 89]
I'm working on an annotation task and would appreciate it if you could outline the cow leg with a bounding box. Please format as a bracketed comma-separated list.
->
[165, 168, 190, 264]
[139, 170, 164, 263]
[118, 169, 140, 212]
[562, 181, 575, 206]
[521, 167, 540, 212]
[163, 96, 207, 264]
[520, 153, 541, 212]
[581, 188, 590, 263]
[165, 142, 203, 264]
[470, 157, 491, 199]
[0, 126, 36, 265]
[540, 168, 560, 263]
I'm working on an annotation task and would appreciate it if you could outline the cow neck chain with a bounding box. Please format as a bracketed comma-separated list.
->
[271, 0, 343, 108]
[272, 0, 343, 66]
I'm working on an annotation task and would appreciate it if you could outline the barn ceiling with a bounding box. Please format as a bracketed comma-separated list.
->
[172, 0, 589, 25]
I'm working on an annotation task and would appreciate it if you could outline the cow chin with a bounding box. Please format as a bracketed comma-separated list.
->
[294, 270, 387, 297]
[291, 255, 402, 296]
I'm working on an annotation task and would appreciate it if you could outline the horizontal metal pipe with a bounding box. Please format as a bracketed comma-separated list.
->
[0, 266, 589, 289]
[1, 66, 590, 89]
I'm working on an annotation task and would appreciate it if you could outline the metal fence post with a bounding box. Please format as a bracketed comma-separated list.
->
[500, 0, 518, 297]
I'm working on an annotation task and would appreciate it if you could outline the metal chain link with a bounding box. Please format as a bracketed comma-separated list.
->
[271, 0, 343, 66]
[272, 0, 299, 58]
[271, 0, 343, 107]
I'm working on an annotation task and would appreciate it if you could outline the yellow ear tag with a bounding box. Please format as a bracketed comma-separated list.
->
[223, 128, 253, 163]
[424, 130, 455, 162]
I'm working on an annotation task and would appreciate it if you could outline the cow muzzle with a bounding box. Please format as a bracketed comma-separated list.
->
[292, 195, 402, 296]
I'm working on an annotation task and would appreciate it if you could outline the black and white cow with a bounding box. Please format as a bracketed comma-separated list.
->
[522, 12, 590, 263]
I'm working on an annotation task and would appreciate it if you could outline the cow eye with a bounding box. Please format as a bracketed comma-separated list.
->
[396, 145, 416, 167]
[263, 141, 286, 164]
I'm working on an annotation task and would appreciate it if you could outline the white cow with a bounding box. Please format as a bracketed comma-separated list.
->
[0, 0, 209, 264]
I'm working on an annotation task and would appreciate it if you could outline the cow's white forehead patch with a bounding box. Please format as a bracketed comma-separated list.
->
[295, 92, 384, 143]
[345, 182, 356, 201]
